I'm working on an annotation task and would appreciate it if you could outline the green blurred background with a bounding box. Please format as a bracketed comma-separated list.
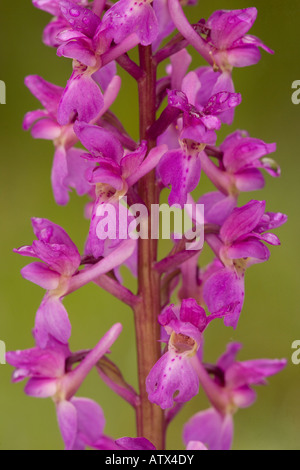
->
[0, 0, 299, 450]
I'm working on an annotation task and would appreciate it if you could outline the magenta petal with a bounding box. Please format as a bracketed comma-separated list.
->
[6, 347, 65, 380]
[57, 29, 88, 42]
[232, 33, 274, 57]
[29, 218, 81, 275]
[227, 358, 287, 389]
[180, 299, 207, 332]
[204, 92, 242, 116]
[199, 114, 221, 131]
[56, 400, 78, 450]
[217, 342, 243, 372]
[207, 71, 235, 125]
[24, 377, 58, 398]
[181, 71, 201, 106]
[116, 437, 156, 450]
[120, 141, 147, 179]
[92, 62, 117, 91]
[33, 0, 61, 15]
[159, 305, 178, 327]
[146, 351, 199, 409]
[127, 144, 167, 187]
[57, 39, 97, 67]
[31, 119, 61, 140]
[257, 232, 281, 246]
[21, 262, 61, 290]
[31, 217, 78, 249]
[256, 211, 288, 232]
[203, 267, 245, 329]
[226, 45, 261, 67]
[183, 408, 234, 451]
[71, 397, 105, 446]
[52, 146, 70, 206]
[102, 0, 159, 46]
[58, 72, 104, 125]
[220, 200, 266, 244]
[232, 385, 257, 408]
[85, 200, 120, 259]
[198, 191, 236, 225]
[59, 0, 101, 37]
[153, 0, 175, 50]
[31, 239, 80, 276]
[65, 147, 96, 197]
[235, 169, 265, 192]
[238, 34, 274, 54]
[34, 297, 72, 348]
[87, 165, 123, 190]
[157, 149, 201, 208]
[222, 133, 277, 174]
[171, 49, 192, 91]
[207, 8, 257, 49]
[43, 18, 70, 48]
[226, 239, 270, 262]
[194, 67, 221, 105]
[23, 110, 48, 131]
[74, 121, 123, 161]
[181, 121, 217, 144]
[25, 75, 64, 114]
[92, 436, 120, 450]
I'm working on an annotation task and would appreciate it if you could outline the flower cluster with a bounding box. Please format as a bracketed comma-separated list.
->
[8, 0, 287, 451]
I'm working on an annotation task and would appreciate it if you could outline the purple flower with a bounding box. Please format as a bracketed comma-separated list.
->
[205, 8, 274, 71]
[14, 218, 80, 346]
[98, 0, 159, 47]
[14, 218, 136, 346]
[24, 70, 120, 205]
[74, 121, 167, 257]
[183, 343, 287, 450]
[50, 1, 112, 125]
[55, 1, 105, 66]
[169, 4, 273, 71]
[6, 324, 122, 450]
[59, 0, 101, 38]
[198, 191, 237, 226]
[167, 4, 272, 127]
[200, 130, 280, 197]
[168, 89, 241, 144]
[157, 139, 203, 208]
[146, 299, 228, 409]
[57, 62, 105, 125]
[187, 67, 236, 125]
[157, 90, 241, 207]
[203, 200, 287, 327]
[32, 0, 90, 47]
[203, 262, 245, 330]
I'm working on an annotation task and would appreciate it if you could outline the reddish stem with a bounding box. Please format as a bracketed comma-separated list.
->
[134, 45, 165, 450]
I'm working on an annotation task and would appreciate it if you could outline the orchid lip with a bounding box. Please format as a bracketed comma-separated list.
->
[170, 332, 198, 357]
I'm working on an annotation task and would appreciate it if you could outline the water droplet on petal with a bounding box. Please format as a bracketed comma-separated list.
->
[70, 8, 80, 17]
